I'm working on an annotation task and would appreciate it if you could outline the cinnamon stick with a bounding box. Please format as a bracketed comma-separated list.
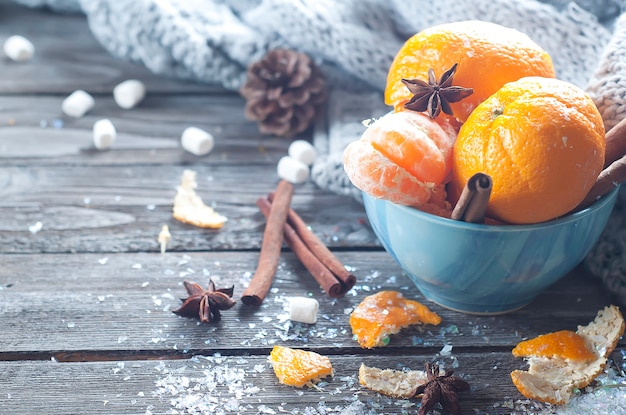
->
[241, 180, 294, 306]
[450, 173, 493, 223]
[576, 154, 626, 210]
[268, 192, 357, 294]
[257, 197, 345, 297]
[604, 117, 626, 168]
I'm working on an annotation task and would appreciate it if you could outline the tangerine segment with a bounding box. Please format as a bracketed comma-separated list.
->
[452, 76, 605, 224]
[364, 111, 457, 184]
[269, 345, 333, 388]
[343, 111, 457, 207]
[350, 291, 441, 349]
[343, 139, 432, 206]
[385, 20, 555, 121]
[512, 330, 596, 362]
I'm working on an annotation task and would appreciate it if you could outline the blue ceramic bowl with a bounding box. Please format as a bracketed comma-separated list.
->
[362, 188, 619, 314]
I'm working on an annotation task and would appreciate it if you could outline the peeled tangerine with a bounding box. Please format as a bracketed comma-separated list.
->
[350, 291, 441, 349]
[343, 111, 457, 208]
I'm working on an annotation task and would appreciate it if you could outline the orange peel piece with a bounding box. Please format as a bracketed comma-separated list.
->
[269, 345, 333, 388]
[349, 291, 441, 349]
[512, 330, 596, 362]
[358, 363, 429, 398]
[511, 305, 625, 405]
[173, 170, 227, 229]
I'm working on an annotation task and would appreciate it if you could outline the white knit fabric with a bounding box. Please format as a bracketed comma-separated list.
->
[10, 0, 626, 303]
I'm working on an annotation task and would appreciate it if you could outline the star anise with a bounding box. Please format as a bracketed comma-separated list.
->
[402, 63, 473, 119]
[412, 362, 470, 415]
[172, 280, 236, 323]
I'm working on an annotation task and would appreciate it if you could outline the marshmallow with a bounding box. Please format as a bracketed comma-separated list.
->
[62, 90, 94, 118]
[288, 297, 319, 324]
[93, 119, 117, 150]
[3, 35, 34, 62]
[181, 127, 215, 156]
[113, 79, 145, 109]
[288, 140, 317, 166]
[277, 156, 309, 184]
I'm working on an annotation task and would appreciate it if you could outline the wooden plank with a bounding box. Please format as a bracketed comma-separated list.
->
[1, 350, 624, 415]
[0, 94, 290, 164]
[0, 1, 224, 94]
[0, 164, 374, 253]
[0, 252, 620, 354]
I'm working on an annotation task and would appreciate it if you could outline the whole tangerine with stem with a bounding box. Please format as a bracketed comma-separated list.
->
[452, 76, 605, 224]
[385, 20, 556, 122]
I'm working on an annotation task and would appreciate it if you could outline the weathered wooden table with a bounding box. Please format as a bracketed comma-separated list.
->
[1, 3, 624, 414]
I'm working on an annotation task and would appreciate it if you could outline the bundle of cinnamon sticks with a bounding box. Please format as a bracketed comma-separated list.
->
[576, 117, 626, 210]
[241, 180, 356, 306]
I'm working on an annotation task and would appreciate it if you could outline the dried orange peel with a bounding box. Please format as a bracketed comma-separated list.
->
[269, 345, 333, 388]
[173, 170, 227, 229]
[358, 363, 428, 398]
[512, 330, 596, 362]
[511, 305, 625, 405]
[349, 291, 441, 348]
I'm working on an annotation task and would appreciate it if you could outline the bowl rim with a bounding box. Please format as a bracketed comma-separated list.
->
[362, 185, 620, 232]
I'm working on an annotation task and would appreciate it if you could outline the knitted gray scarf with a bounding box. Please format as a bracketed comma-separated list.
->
[13, 0, 626, 303]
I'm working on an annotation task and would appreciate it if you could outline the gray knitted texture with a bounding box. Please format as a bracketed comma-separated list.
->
[588, 13, 626, 130]
[10, 0, 626, 303]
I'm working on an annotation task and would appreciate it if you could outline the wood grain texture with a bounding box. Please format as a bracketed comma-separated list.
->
[0, 95, 285, 162]
[5, 350, 625, 415]
[0, 164, 375, 253]
[0, 252, 621, 355]
[0, 353, 538, 415]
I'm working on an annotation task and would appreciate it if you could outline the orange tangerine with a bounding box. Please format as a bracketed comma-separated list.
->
[385, 20, 555, 122]
[512, 330, 596, 362]
[343, 111, 457, 207]
[349, 291, 441, 349]
[269, 345, 333, 388]
[452, 76, 605, 224]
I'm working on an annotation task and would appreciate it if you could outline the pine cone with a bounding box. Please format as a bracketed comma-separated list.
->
[240, 49, 327, 137]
